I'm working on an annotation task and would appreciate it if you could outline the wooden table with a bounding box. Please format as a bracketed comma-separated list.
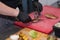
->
[6, 28, 48, 40]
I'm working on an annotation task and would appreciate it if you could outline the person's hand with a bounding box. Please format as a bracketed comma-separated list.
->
[33, 1, 43, 13]
[17, 12, 32, 23]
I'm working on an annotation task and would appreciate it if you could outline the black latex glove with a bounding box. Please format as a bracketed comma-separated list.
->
[33, 1, 43, 13]
[17, 12, 32, 23]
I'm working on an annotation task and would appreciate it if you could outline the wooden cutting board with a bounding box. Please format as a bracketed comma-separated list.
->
[6, 28, 48, 40]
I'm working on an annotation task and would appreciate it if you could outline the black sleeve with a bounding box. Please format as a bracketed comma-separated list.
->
[0, 0, 1, 1]
[0, 0, 3, 2]
[0, 0, 19, 8]
[0, 0, 2, 1]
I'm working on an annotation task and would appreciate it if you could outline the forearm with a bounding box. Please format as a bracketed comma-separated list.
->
[0, 2, 19, 17]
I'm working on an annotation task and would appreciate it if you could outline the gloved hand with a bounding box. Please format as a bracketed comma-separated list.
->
[17, 12, 32, 23]
[33, 1, 43, 12]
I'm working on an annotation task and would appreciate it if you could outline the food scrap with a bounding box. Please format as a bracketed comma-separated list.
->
[45, 14, 58, 19]
[29, 30, 38, 38]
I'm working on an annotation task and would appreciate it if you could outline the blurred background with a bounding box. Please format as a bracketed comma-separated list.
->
[39, 0, 60, 8]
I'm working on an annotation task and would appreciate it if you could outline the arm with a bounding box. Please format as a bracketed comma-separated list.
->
[0, 2, 19, 17]
[0, 2, 32, 23]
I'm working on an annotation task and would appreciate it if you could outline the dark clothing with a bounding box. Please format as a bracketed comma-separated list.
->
[0, 18, 22, 40]
[0, 0, 20, 8]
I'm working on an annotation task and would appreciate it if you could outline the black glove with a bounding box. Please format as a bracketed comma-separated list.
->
[17, 12, 32, 23]
[33, 1, 43, 12]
